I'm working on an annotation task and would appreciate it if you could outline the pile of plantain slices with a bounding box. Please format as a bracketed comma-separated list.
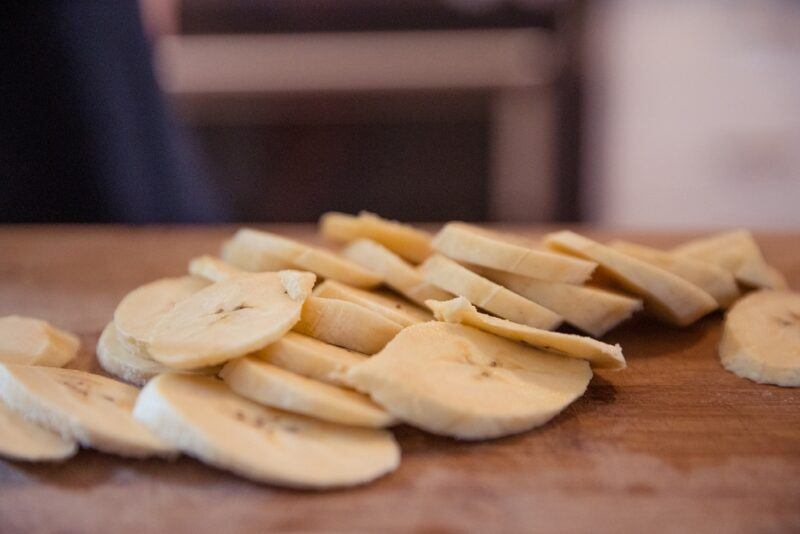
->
[0, 214, 796, 489]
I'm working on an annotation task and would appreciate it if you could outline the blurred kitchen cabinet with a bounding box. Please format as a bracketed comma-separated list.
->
[156, 17, 561, 221]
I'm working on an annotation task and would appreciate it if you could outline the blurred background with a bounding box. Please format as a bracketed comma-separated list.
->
[2, 0, 799, 227]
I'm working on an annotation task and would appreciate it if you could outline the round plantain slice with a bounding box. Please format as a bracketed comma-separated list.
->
[220, 357, 395, 428]
[426, 297, 625, 370]
[96, 322, 219, 387]
[347, 322, 592, 440]
[253, 332, 367, 387]
[719, 290, 800, 387]
[148, 271, 315, 369]
[133, 374, 401, 489]
[0, 316, 80, 368]
[0, 399, 77, 462]
[0, 363, 175, 458]
[294, 296, 402, 355]
[114, 276, 210, 348]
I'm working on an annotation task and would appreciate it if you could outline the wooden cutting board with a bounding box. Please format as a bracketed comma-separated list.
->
[0, 225, 798, 534]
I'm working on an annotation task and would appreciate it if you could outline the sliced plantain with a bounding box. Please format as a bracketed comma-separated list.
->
[419, 254, 562, 330]
[718, 290, 800, 387]
[611, 240, 740, 308]
[764, 265, 790, 291]
[148, 271, 315, 369]
[347, 322, 592, 440]
[189, 255, 242, 282]
[253, 332, 366, 387]
[673, 230, 788, 290]
[545, 231, 718, 326]
[294, 296, 402, 355]
[474, 266, 642, 337]
[114, 276, 210, 348]
[0, 316, 80, 367]
[320, 211, 433, 264]
[225, 228, 382, 288]
[0, 363, 174, 457]
[133, 374, 400, 489]
[220, 238, 294, 272]
[340, 239, 451, 306]
[0, 399, 78, 461]
[313, 279, 431, 327]
[97, 322, 170, 386]
[220, 357, 395, 428]
[426, 297, 625, 370]
[96, 322, 219, 387]
[432, 223, 596, 284]
[318, 212, 362, 242]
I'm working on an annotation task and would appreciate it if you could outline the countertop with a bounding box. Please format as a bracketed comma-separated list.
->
[1, 225, 798, 533]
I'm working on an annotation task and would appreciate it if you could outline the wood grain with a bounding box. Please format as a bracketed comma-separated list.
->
[0, 225, 798, 534]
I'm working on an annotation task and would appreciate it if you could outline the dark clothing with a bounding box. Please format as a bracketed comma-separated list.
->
[0, 1, 225, 223]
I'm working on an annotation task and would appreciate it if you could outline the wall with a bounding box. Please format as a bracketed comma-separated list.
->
[585, 1, 800, 229]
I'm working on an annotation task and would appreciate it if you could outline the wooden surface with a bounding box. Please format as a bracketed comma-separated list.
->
[1, 225, 799, 534]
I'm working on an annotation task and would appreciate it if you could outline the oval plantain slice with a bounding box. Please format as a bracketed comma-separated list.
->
[227, 228, 382, 288]
[347, 322, 592, 440]
[432, 222, 597, 284]
[148, 271, 315, 370]
[719, 290, 800, 387]
[0, 363, 175, 458]
[545, 231, 718, 326]
[474, 265, 642, 338]
[96, 322, 219, 387]
[320, 211, 433, 264]
[610, 240, 740, 308]
[133, 374, 401, 489]
[253, 332, 367, 387]
[419, 255, 562, 330]
[318, 212, 362, 242]
[0, 315, 80, 367]
[114, 276, 210, 348]
[188, 255, 243, 283]
[340, 239, 451, 306]
[220, 357, 395, 428]
[220, 238, 295, 272]
[294, 296, 402, 355]
[0, 399, 77, 461]
[673, 230, 788, 290]
[426, 297, 625, 370]
[313, 280, 431, 327]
